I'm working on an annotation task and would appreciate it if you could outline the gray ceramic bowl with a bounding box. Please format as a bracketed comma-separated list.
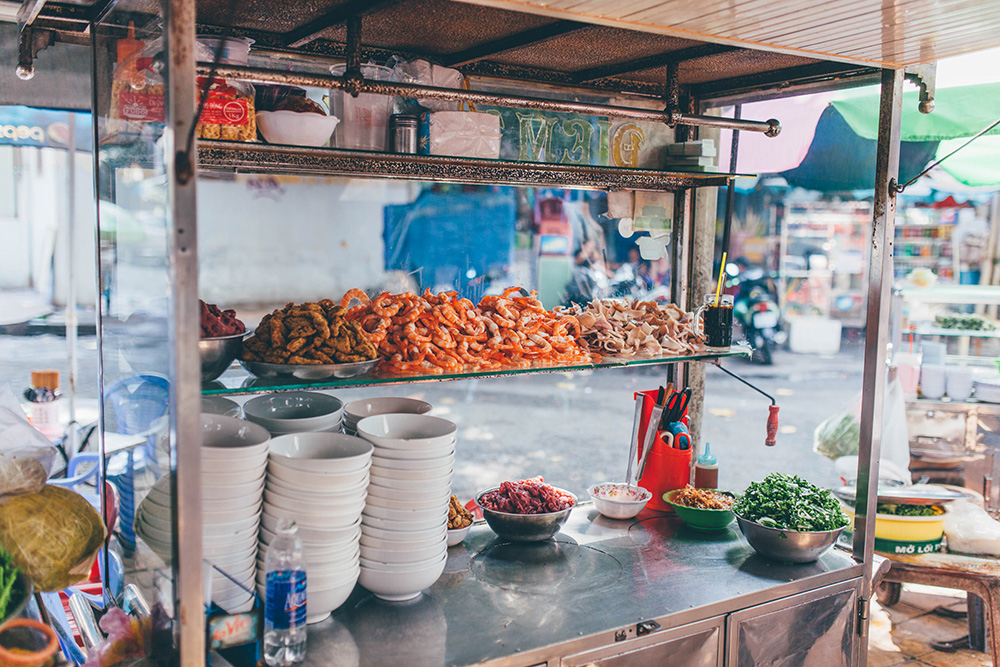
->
[476, 487, 576, 542]
[199, 331, 247, 382]
[736, 515, 844, 563]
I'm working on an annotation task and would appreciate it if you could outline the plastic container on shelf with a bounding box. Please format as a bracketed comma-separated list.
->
[329, 64, 394, 151]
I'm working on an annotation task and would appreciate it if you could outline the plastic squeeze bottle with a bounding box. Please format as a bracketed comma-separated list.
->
[693, 443, 719, 489]
[264, 521, 307, 666]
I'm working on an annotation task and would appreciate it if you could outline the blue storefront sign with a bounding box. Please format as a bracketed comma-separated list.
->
[0, 105, 92, 150]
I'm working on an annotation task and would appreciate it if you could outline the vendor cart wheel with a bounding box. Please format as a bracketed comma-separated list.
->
[876, 581, 902, 607]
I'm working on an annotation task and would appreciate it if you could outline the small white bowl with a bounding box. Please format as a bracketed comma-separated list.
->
[267, 459, 371, 490]
[263, 505, 363, 531]
[344, 397, 433, 423]
[203, 449, 269, 474]
[360, 548, 446, 571]
[367, 480, 451, 502]
[360, 532, 447, 551]
[201, 414, 270, 456]
[364, 494, 450, 512]
[361, 512, 447, 533]
[360, 538, 447, 564]
[360, 523, 446, 542]
[367, 442, 455, 461]
[266, 473, 368, 497]
[244, 392, 344, 433]
[447, 525, 471, 546]
[263, 489, 365, 516]
[256, 110, 340, 148]
[203, 504, 261, 527]
[202, 467, 266, 487]
[200, 478, 265, 502]
[201, 489, 266, 513]
[259, 512, 361, 541]
[204, 532, 257, 554]
[269, 432, 373, 473]
[207, 551, 256, 572]
[370, 463, 453, 481]
[362, 504, 448, 522]
[371, 453, 456, 471]
[587, 482, 652, 520]
[358, 553, 446, 602]
[307, 569, 360, 624]
[201, 396, 242, 418]
[356, 414, 457, 449]
[366, 475, 451, 494]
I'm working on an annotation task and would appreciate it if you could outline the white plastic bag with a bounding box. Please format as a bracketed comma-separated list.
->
[944, 500, 1000, 556]
[0, 385, 57, 497]
[813, 379, 910, 473]
[390, 57, 464, 112]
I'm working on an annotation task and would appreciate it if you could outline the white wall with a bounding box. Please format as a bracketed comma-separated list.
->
[197, 175, 416, 306]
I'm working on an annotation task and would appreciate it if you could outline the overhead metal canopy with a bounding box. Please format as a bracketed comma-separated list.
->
[452, 0, 1000, 69]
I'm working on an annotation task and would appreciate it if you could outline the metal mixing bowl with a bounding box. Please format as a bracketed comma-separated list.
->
[736, 515, 844, 563]
[476, 487, 576, 542]
[199, 331, 247, 382]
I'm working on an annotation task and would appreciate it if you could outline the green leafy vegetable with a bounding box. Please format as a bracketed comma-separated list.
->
[877, 503, 943, 517]
[734, 473, 848, 532]
[934, 314, 997, 331]
[0, 546, 22, 621]
[814, 413, 861, 460]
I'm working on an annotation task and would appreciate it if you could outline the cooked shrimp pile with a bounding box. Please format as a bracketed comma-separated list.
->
[340, 288, 592, 375]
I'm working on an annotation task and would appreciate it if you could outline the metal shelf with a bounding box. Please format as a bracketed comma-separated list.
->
[897, 286, 1000, 305]
[203, 345, 751, 396]
[912, 326, 1000, 339]
[198, 140, 748, 191]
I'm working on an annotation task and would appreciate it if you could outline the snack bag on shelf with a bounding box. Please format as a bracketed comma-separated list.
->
[0, 385, 56, 499]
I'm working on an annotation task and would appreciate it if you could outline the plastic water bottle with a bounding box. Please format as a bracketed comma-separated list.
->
[264, 520, 307, 666]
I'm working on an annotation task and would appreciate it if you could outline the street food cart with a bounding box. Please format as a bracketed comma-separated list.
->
[13, 0, 1000, 665]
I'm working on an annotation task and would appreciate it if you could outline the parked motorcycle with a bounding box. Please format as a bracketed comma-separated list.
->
[727, 265, 784, 365]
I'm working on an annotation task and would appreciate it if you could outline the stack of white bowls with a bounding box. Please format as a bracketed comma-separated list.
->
[355, 414, 456, 601]
[343, 397, 432, 436]
[261, 432, 373, 623]
[244, 391, 344, 435]
[202, 415, 270, 613]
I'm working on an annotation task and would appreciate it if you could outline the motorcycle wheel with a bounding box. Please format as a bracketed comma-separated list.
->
[752, 333, 774, 365]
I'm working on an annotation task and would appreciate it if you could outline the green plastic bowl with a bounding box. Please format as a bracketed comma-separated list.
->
[664, 489, 737, 531]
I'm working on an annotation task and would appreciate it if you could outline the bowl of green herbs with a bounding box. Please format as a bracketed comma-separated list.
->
[733, 473, 849, 563]
[0, 548, 30, 626]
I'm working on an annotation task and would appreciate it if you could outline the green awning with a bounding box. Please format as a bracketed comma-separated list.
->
[933, 135, 1000, 188]
[830, 83, 1000, 142]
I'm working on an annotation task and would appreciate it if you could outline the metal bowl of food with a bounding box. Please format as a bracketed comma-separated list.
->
[199, 331, 248, 382]
[476, 486, 576, 542]
[736, 515, 844, 563]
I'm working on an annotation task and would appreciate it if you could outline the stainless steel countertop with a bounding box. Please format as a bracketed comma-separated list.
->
[308, 505, 861, 667]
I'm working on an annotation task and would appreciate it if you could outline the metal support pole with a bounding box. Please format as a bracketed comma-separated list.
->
[164, 0, 204, 663]
[65, 112, 77, 455]
[668, 189, 693, 387]
[854, 68, 903, 667]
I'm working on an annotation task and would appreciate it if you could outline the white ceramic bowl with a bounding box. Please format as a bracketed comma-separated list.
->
[259, 512, 361, 540]
[269, 433, 373, 473]
[267, 459, 371, 490]
[360, 549, 446, 571]
[138, 498, 172, 523]
[207, 550, 257, 572]
[356, 414, 457, 449]
[360, 523, 446, 543]
[200, 478, 265, 502]
[361, 513, 447, 533]
[203, 503, 261, 526]
[307, 568, 360, 624]
[202, 414, 270, 456]
[368, 443, 455, 462]
[263, 505, 363, 530]
[359, 553, 446, 601]
[203, 450, 269, 475]
[366, 482, 450, 504]
[370, 453, 455, 471]
[263, 489, 365, 516]
[266, 476, 368, 501]
[258, 541, 359, 568]
[447, 525, 471, 546]
[362, 504, 448, 523]
[344, 397, 433, 423]
[587, 482, 652, 520]
[202, 396, 243, 418]
[203, 467, 266, 487]
[363, 494, 450, 512]
[199, 489, 264, 513]
[367, 474, 451, 494]
[204, 533, 258, 556]
[360, 539, 447, 564]
[360, 532, 447, 551]
[244, 392, 344, 433]
[256, 110, 340, 148]
[369, 463, 453, 481]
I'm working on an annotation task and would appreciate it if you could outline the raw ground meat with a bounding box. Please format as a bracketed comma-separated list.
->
[479, 476, 574, 514]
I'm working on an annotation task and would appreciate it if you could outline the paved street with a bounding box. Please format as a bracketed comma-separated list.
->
[1, 332, 866, 500]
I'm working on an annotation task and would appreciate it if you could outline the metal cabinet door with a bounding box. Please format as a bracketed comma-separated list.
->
[726, 579, 859, 667]
[562, 616, 723, 667]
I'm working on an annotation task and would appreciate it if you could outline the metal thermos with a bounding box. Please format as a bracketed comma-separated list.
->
[389, 114, 419, 153]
